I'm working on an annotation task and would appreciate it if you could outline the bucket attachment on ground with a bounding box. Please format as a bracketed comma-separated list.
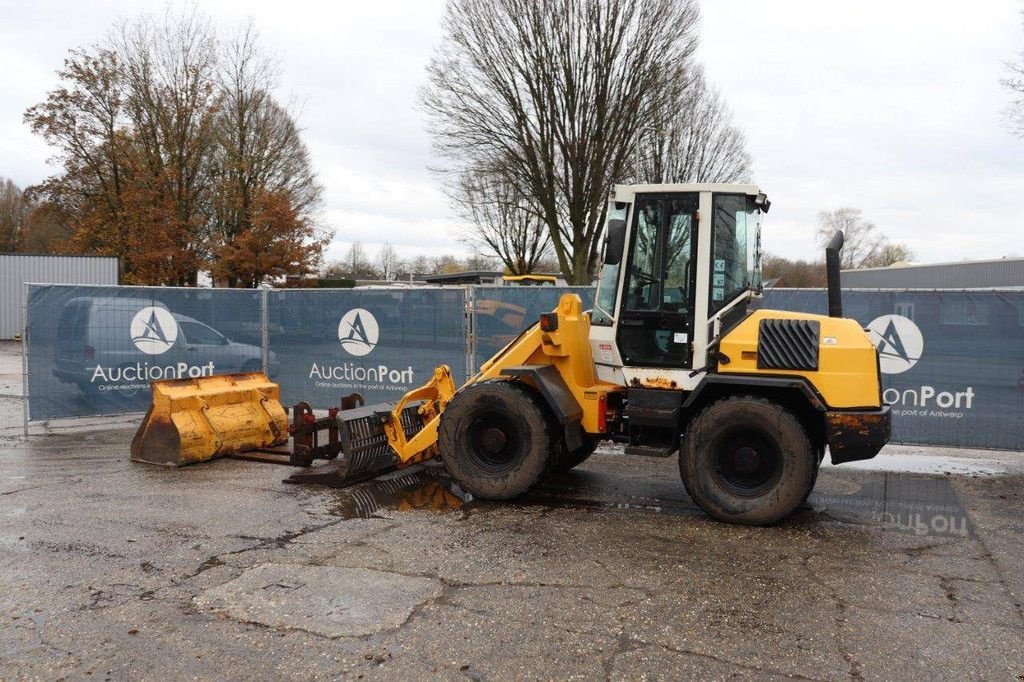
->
[285, 365, 458, 488]
[131, 372, 288, 466]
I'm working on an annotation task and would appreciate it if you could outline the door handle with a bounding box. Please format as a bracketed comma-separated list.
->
[619, 319, 643, 327]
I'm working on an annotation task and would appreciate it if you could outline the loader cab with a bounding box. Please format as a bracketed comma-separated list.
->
[590, 183, 767, 389]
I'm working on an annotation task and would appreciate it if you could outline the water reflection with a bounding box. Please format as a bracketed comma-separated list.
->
[327, 463, 976, 540]
[331, 467, 471, 519]
[810, 471, 974, 539]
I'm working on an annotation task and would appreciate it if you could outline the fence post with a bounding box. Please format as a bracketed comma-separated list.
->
[464, 285, 475, 381]
[21, 283, 30, 438]
[260, 289, 269, 374]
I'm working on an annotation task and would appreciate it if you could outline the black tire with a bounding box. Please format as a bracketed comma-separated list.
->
[799, 446, 826, 508]
[438, 381, 556, 500]
[549, 435, 599, 474]
[679, 396, 816, 526]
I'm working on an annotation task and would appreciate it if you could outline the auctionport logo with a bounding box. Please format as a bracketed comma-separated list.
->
[338, 308, 379, 356]
[866, 313, 975, 416]
[130, 307, 178, 355]
[866, 314, 922, 375]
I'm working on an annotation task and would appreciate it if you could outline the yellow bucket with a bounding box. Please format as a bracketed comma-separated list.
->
[130, 372, 288, 466]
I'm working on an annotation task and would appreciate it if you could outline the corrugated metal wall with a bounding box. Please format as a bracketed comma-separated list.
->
[842, 258, 1024, 289]
[0, 255, 119, 339]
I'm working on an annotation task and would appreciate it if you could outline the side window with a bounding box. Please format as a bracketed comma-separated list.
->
[662, 201, 694, 313]
[710, 194, 757, 314]
[625, 198, 663, 311]
[180, 321, 226, 345]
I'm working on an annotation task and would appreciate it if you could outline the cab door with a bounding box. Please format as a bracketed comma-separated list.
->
[615, 193, 698, 369]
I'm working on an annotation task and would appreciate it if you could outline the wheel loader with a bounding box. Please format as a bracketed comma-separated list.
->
[132, 183, 890, 525]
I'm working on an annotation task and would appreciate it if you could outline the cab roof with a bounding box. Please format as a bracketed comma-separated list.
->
[611, 183, 763, 200]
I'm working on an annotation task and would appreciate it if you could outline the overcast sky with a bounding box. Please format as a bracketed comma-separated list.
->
[1, 0, 1021, 265]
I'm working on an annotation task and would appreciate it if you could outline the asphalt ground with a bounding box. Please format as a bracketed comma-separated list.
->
[2, 341, 1024, 680]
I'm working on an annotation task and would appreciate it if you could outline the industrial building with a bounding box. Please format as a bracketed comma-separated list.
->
[842, 257, 1024, 289]
[0, 253, 120, 339]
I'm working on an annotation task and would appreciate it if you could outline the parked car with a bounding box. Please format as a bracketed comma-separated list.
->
[53, 297, 279, 396]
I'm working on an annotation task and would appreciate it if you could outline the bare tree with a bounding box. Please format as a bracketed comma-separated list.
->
[423, 0, 701, 284]
[0, 178, 33, 251]
[1004, 7, 1024, 137]
[816, 208, 882, 269]
[816, 208, 913, 269]
[762, 253, 826, 288]
[377, 241, 400, 280]
[861, 242, 914, 268]
[452, 171, 551, 275]
[630, 68, 752, 183]
[408, 254, 432, 276]
[344, 241, 376, 277]
[432, 254, 463, 274]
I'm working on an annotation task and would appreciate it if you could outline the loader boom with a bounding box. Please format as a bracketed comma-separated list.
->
[379, 293, 618, 466]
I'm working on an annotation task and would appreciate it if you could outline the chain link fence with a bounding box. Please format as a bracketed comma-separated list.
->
[23, 283, 1024, 451]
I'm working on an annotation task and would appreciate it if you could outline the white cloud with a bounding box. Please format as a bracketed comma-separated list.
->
[2, 0, 1021, 265]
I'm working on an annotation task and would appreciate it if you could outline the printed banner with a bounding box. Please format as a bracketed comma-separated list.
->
[24, 283, 1024, 450]
[27, 285, 263, 420]
[266, 288, 467, 407]
[759, 290, 1024, 450]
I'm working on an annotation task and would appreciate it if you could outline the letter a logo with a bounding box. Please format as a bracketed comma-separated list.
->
[866, 314, 923, 374]
[338, 308, 379, 356]
[130, 306, 178, 355]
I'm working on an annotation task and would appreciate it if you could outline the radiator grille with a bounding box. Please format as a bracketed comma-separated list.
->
[757, 319, 820, 371]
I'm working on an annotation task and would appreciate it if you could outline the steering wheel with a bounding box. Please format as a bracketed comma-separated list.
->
[630, 266, 658, 285]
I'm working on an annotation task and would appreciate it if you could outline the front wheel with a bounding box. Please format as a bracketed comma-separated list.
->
[438, 381, 555, 500]
[679, 396, 816, 526]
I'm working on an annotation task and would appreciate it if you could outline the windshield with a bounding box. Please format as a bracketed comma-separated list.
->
[709, 194, 762, 314]
[592, 202, 630, 326]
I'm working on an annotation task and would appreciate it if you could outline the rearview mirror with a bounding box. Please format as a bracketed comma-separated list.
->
[604, 218, 627, 266]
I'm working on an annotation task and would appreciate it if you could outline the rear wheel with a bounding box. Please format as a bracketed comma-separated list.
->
[438, 381, 555, 500]
[679, 396, 816, 526]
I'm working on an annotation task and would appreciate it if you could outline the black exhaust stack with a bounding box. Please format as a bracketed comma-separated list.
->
[825, 231, 844, 318]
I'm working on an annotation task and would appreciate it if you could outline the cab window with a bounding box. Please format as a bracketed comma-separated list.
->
[710, 194, 761, 313]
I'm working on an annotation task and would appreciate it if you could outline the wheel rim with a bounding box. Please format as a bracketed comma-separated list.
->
[466, 413, 521, 473]
[712, 429, 783, 497]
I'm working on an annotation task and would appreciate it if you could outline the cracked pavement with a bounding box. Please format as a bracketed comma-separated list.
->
[2, 342, 1024, 679]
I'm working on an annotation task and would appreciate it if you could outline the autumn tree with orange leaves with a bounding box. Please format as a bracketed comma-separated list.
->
[23, 11, 327, 286]
[212, 189, 329, 288]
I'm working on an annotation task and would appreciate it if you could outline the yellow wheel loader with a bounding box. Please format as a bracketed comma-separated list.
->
[133, 183, 890, 525]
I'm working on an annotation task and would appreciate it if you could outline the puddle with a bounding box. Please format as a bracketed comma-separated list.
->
[810, 471, 975, 539]
[327, 464, 976, 540]
[329, 466, 472, 519]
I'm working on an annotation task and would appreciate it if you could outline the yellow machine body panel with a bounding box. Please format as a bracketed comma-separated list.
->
[717, 309, 882, 409]
[476, 293, 620, 434]
[131, 372, 288, 466]
[387, 293, 619, 465]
